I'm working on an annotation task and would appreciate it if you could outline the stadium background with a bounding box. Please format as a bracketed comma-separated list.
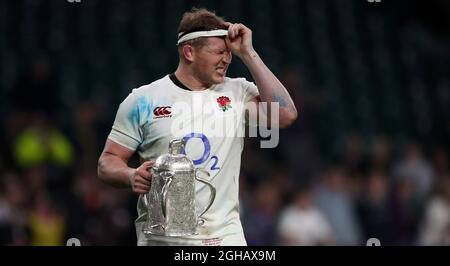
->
[0, 0, 449, 245]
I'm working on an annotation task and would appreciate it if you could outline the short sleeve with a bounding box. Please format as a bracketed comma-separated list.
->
[108, 90, 145, 151]
[242, 80, 260, 103]
[240, 79, 260, 126]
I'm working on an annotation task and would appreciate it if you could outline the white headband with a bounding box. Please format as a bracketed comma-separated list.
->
[177, 29, 228, 45]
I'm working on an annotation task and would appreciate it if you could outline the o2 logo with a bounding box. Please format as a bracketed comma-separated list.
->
[181, 133, 220, 171]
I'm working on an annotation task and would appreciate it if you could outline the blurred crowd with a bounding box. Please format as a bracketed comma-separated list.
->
[0, 57, 448, 246]
[241, 134, 450, 246]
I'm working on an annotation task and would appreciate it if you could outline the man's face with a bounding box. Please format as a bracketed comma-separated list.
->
[192, 37, 232, 86]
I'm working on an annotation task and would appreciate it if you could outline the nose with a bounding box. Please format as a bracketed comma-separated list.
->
[222, 51, 232, 64]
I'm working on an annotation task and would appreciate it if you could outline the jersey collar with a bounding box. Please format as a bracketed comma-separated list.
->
[169, 73, 192, 91]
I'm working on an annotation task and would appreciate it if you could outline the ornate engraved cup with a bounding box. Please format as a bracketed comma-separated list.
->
[143, 139, 216, 236]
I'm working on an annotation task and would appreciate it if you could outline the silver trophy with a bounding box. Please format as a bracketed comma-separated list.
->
[143, 139, 216, 237]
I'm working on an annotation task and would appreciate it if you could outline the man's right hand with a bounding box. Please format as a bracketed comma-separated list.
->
[129, 160, 154, 194]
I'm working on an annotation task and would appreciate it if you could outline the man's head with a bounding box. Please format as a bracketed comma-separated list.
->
[177, 8, 232, 86]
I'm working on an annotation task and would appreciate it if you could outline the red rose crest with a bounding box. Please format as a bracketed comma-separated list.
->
[217, 96, 232, 112]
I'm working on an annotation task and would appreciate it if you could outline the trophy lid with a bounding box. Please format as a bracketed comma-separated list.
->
[153, 139, 194, 173]
[168, 139, 184, 155]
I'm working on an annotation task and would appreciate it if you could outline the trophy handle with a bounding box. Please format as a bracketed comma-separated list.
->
[195, 168, 216, 225]
[142, 167, 155, 208]
[161, 171, 174, 219]
[143, 193, 149, 208]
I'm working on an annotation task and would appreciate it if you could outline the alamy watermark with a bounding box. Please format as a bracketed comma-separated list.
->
[66, 238, 81, 246]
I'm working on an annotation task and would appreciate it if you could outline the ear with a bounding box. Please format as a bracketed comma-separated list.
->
[181, 44, 195, 63]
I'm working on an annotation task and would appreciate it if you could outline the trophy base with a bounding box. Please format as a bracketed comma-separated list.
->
[143, 224, 199, 237]
[146, 232, 199, 237]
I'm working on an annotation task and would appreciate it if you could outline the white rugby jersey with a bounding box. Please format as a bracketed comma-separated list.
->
[108, 74, 259, 246]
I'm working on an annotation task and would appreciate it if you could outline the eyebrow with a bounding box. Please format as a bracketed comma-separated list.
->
[205, 44, 229, 52]
[205, 45, 228, 52]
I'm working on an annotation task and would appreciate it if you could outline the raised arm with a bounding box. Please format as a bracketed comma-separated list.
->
[225, 22, 298, 128]
[97, 139, 153, 194]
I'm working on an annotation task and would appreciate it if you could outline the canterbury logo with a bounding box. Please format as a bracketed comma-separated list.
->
[153, 106, 172, 118]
